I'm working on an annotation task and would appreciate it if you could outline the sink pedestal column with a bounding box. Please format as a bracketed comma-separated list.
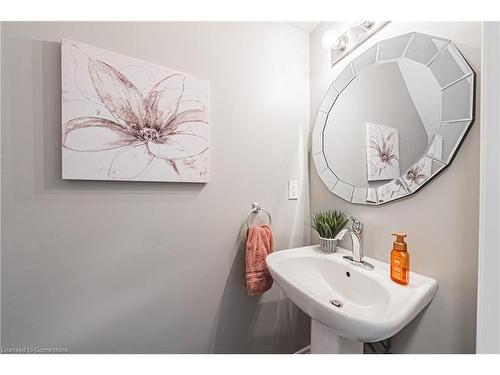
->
[311, 320, 363, 354]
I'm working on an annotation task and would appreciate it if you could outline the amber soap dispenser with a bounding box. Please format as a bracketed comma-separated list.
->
[390, 233, 410, 285]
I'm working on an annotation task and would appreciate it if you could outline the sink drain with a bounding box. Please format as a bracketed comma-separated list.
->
[329, 299, 343, 308]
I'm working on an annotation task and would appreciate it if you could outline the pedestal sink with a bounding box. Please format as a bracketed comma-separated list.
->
[266, 245, 437, 354]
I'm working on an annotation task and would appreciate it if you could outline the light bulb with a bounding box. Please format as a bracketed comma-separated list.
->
[321, 29, 348, 51]
[321, 29, 340, 50]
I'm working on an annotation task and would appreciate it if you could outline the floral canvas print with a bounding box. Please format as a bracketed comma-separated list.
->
[377, 178, 408, 203]
[401, 135, 443, 191]
[62, 39, 209, 182]
[366, 122, 400, 181]
[402, 158, 430, 190]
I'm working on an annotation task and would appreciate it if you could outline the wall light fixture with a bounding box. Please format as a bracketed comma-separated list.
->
[323, 21, 390, 66]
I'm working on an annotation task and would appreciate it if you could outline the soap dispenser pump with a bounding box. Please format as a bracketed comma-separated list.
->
[390, 233, 410, 285]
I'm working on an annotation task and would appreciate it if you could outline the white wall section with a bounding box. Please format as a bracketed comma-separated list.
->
[0, 21, 3, 349]
[476, 21, 500, 354]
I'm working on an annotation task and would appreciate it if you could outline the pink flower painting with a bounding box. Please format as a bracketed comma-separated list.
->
[365, 122, 400, 182]
[62, 39, 209, 182]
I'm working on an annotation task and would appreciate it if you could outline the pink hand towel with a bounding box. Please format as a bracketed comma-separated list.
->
[245, 224, 274, 296]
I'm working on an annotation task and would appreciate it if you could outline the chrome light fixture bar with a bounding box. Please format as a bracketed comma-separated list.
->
[323, 21, 390, 66]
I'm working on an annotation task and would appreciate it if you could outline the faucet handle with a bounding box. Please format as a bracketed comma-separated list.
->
[347, 216, 362, 233]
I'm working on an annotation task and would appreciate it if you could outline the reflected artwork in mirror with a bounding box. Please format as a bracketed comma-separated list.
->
[312, 32, 475, 205]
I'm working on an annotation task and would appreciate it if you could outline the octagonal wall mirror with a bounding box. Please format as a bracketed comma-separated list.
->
[312, 32, 475, 205]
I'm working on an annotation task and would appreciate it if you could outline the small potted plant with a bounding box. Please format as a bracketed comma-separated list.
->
[311, 210, 349, 253]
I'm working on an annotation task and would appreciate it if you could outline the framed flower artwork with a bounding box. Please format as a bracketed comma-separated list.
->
[365, 122, 400, 182]
[62, 39, 209, 182]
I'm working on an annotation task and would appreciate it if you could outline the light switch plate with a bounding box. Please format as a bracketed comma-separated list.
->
[288, 180, 299, 200]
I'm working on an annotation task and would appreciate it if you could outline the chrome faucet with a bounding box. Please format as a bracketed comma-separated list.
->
[334, 216, 374, 270]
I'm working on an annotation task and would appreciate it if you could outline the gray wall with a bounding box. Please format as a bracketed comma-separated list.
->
[1, 22, 311, 353]
[310, 22, 480, 353]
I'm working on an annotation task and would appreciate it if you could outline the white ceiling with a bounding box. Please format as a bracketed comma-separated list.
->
[287, 22, 320, 34]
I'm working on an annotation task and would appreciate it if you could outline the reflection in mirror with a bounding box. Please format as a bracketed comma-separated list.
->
[378, 33, 412, 62]
[377, 179, 409, 203]
[402, 156, 446, 193]
[312, 111, 327, 155]
[352, 187, 378, 205]
[324, 60, 436, 187]
[429, 44, 473, 88]
[319, 86, 339, 113]
[352, 44, 378, 74]
[312, 32, 475, 205]
[332, 64, 355, 93]
[442, 76, 474, 122]
[427, 121, 469, 164]
[318, 168, 338, 191]
[332, 180, 355, 202]
[404, 33, 448, 65]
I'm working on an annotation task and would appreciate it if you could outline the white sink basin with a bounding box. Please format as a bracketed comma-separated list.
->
[266, 245, 437, 353]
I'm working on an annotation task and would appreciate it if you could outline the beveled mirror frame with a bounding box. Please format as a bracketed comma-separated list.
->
[312, 32, 475, 205]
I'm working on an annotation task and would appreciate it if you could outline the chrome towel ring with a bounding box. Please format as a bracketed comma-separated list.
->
[246, 202, 272, 228]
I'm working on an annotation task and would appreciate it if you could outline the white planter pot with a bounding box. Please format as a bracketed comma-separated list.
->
[319, 237, 338, 253]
